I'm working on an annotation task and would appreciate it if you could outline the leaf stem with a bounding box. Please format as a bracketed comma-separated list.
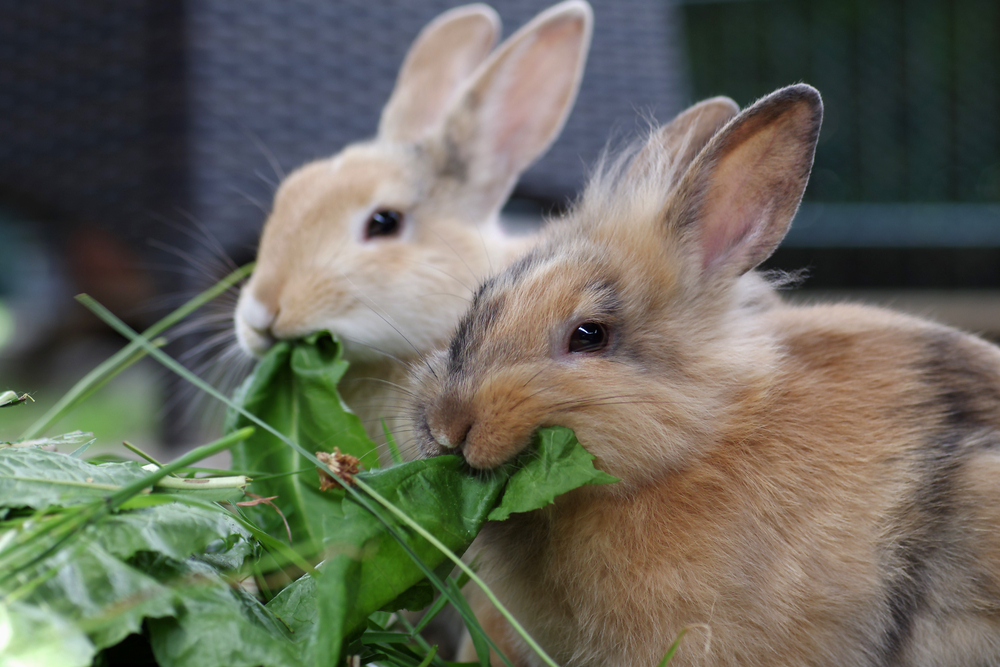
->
[106, 427, 254, 508]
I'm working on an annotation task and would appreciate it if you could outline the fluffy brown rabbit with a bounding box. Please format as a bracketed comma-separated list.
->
[233, 1, 592, 459]
[412, 83, 1000, 666]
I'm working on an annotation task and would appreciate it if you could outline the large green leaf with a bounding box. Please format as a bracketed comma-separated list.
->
[227, 332, 374, 548]
[0, 448, 256, 659]
[0, 448, 146, 508]
[229, 336, 619, 654]
[11, 539, 178, 651]
[0, 600, 95, 667]
[145, 557, 302, 667]
[96, 503, 252, 564]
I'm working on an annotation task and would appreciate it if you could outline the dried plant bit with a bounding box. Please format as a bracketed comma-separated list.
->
[316, 448, 362, 491]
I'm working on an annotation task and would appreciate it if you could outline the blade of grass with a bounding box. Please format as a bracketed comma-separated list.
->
[657, 628, 687, 667]
[122, 441, 168, 469]
[382, 418, 403, 466]
[20, 263, 253, 440]
[355, 478, 555, 667]
[75, 294, 521, 665]
[106, 427, 253, 509]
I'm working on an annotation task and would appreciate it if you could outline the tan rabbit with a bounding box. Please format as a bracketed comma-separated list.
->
[233, 2, 594, 458]
[412, 83, 1000, 666]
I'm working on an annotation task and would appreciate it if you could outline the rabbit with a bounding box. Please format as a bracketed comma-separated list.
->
[232, 2, 595, 459]
[411, 83, 1000, 666]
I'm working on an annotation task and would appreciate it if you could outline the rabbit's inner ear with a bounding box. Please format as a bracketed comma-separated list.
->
[434, 1, 592, 219]
[666, 85, 822, 280]
[628, 97, 739, 188]
[378, 5, 500, 143]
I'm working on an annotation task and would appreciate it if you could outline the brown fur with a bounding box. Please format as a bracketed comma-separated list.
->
[412, 85, 1000, 665]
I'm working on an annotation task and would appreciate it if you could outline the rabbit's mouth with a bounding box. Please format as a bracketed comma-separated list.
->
[234, 294, 277, 358]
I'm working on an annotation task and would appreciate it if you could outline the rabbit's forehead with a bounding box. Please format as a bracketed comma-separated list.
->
[271, 145, 421, 224]
[448, 253, 609, 371]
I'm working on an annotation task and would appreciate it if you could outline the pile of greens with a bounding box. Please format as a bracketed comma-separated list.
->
[0, 274, 617, 667]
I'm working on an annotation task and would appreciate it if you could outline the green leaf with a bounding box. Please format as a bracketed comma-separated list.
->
[0, 448, 146, 508]
[0, 431, 94, 452]
[489, 426, 620, 521]
[316, 554, 361, 667]
[7, 538, 178, 651]
[144, 557, 302, 667]
[0, 599, 95, 667]
[227, 335, 616, 666]
[228, 332, 376, 548]
[1, 492, 253, 655]
[96, 503, 251, 566]
[328, 456, 506, 636]
[264, 572, 318, 644]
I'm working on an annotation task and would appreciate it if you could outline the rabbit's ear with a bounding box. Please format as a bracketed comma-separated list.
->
[438, 0, 592, 217]
[379, 4, 501, 143]
[629, 97, 740, 187]
[666, 84, 822, 279]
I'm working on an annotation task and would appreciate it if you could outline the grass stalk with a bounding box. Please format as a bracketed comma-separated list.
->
[106, 427, 253, 509]
[76, 294, 521, 666]
[20, 263, 253, 440]
[355, 478, 558, 667]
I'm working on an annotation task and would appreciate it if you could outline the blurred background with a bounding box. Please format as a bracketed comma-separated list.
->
[1, 0, 999, 452]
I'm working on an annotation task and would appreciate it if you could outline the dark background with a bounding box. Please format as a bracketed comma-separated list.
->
[2, 0, 999, 449]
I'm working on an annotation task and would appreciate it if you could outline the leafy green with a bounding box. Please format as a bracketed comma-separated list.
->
[0, 430, 95, 451]
[0, 447, 147, 508]
[489, 426, 620, 521]
[145, 557, 301, 667]
[0, 599, 94, 667]
[0, 448, 256, 664]
[228, 332, 375, 548]
[226, 333, 618, 660]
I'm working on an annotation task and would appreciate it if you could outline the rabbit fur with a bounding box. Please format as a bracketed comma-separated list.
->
[234, 2, 593, 460]
[411, 84, 1000, 666]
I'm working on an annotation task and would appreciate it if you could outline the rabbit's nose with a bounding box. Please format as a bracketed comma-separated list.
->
[427, 394, 474, 450]
[240, 294, 277, 332]
[433, 419, 473, 451]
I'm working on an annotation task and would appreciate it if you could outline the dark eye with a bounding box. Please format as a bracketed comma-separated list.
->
[568, 322, 610, 354]
[365, 209, 404, 239]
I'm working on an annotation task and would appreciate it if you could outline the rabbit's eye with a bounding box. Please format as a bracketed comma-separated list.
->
[365, 210, 404, 239]
[568, 322, 609, 354]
